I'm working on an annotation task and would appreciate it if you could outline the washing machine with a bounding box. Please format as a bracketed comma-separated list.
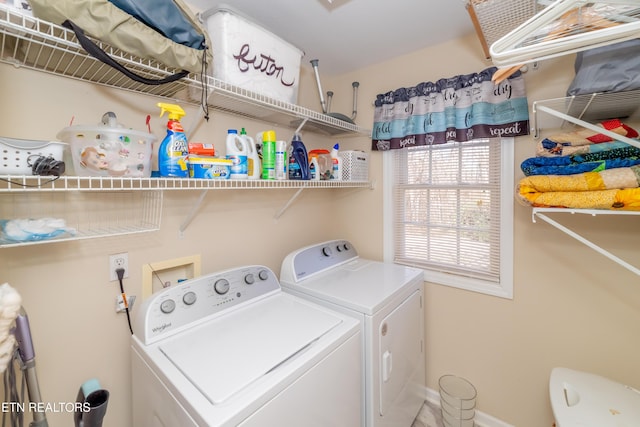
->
[280, 239, 426, 427]
[131, 264, 362, 427]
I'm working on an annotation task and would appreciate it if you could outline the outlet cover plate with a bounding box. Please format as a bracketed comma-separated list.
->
[109, 252, 129, 281]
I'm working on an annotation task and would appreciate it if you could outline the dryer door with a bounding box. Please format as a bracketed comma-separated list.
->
[378, 289, 424, 416]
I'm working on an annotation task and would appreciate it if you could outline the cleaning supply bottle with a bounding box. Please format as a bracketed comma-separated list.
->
[240, 128, 260, 180]
[157, 103, 189, 177]
[309, 155, 320, 181]
[275, 140, 287, 180]
[331, 143, 342, 181]
[226, 129, 248, 179]
[261, 130, 276, 180]
[288, 133, 309, 180]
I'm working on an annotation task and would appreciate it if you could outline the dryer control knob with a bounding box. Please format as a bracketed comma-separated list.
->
[322, 247, 332, 257]
[258, 269, 269, 281]
[244, 274, 255, 285]
[214, 279, 230, 295]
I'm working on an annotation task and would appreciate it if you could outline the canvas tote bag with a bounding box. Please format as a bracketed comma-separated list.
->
[29, 0, 212, 85]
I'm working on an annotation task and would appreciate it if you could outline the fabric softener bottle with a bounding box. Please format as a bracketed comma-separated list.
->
[158, 102, 189, 177]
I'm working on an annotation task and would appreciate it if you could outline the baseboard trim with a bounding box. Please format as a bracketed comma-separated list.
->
[425, 387, 514, 427]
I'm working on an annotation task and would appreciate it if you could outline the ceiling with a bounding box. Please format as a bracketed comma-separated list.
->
[187, 0, 476, 76]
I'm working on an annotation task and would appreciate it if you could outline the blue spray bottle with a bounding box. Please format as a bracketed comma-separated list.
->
[157, 103, 188, 177]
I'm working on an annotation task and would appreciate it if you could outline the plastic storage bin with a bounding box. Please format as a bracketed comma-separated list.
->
[58, 120, 155, 178]
[340, 150, 369, 181]
[200, 6, 303, 104]
[0, 137, 67, 175]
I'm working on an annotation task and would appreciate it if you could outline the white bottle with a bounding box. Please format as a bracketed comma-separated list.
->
[310, 156, 320, 181]
[330, 143, 342, 181]
[225, 129, 248, 179]
[275, 140, 287, 180]
[240, 128, 260, 180]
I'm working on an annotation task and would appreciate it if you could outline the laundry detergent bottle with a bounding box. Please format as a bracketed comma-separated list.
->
[331, 143, 343, 181]
[226, 129, 248, 179]
[157, 103, 189, 177]
[240, 128, 260, 180]
[288, 133, 309, 180]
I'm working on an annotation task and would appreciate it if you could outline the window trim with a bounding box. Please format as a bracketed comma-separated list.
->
[383, 137, 514, 299]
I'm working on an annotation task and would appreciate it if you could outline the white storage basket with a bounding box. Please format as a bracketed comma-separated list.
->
[0, 137, 67, 175]
[200, 6, 303, 104]
[340, 150, 369, 181]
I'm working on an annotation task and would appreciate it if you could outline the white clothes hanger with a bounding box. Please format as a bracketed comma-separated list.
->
[489, 0, 640, 67]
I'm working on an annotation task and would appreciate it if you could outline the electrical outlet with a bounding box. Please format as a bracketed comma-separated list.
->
[109, 252, 129, 281]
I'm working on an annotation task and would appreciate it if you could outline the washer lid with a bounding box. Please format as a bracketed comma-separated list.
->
[282, 259, 422, 315]
[159, 293, 343, 405]
[549, 367, 640, 425]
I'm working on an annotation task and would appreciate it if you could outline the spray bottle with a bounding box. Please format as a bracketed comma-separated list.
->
[157, 103, 189, 177]
[240, 128, 260, 180]
[261, 130, 277, 180]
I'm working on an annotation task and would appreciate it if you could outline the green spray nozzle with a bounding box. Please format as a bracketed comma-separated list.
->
[157, 102, 186, 121]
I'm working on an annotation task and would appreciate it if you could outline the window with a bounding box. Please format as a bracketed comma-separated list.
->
[384, 137, 514, 299]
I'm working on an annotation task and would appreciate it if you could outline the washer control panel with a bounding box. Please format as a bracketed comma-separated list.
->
[134, 265, 279, 344]
[280, 239, 358, 283]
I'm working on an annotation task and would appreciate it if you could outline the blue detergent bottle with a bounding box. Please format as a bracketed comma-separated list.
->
[157, 103, 188, 177]
[288, 133, 309, 180]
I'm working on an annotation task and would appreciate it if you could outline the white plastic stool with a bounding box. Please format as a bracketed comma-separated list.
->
[549, 367, 640, 426]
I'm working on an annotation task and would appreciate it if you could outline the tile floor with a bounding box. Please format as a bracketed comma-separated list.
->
[412, 400, 445, 427]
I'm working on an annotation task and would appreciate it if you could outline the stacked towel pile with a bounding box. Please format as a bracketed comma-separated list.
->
[517, 119, 640, 210]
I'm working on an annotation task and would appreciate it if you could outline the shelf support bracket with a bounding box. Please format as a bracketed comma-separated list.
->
[532, 210, 640, 276]
[274, 187, 306, 220]
[179, 189, 208, 236]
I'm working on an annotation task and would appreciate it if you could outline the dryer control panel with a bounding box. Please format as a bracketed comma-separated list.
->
[280, 239, 358, 283]
[133, 265, 279, 345]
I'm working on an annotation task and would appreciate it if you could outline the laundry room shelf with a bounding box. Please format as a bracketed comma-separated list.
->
[529, 91, 640, 276]
[0, 190, 163, 248]
[533, 89, 640, 150]
[0, 4, 371, 138]
[0, 175, 373, 192]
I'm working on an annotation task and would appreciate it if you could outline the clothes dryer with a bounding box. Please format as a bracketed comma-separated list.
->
[131, 265, 361, 427]
[280, 240, 425, 427]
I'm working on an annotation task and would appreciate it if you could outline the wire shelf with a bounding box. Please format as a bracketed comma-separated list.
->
[0, 190, 163, 247]
[0, 175, 373, 192]
[0, 4, 371, 137]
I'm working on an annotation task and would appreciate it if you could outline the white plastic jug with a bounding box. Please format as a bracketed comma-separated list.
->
[225, 129, 248, 179]
[242, 132, 261, 180]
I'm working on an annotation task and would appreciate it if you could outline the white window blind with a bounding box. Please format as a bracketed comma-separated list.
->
[389, 137, 513, 297]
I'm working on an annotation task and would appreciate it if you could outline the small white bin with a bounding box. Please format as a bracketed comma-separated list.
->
[340, 150, 369, 181]
[200, 6, 303, 104]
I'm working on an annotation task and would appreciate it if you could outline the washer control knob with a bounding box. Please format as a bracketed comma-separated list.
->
[244, 274, 255, 285]
[214, 279, 230, 295]
[336, 245, 343, 252]
[258, 269, 269, 281]
[343, 243, 350, 251]
[322, 246, 332, 257]
[183, 291, 197, 305]
[160, 299, 176, 314]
